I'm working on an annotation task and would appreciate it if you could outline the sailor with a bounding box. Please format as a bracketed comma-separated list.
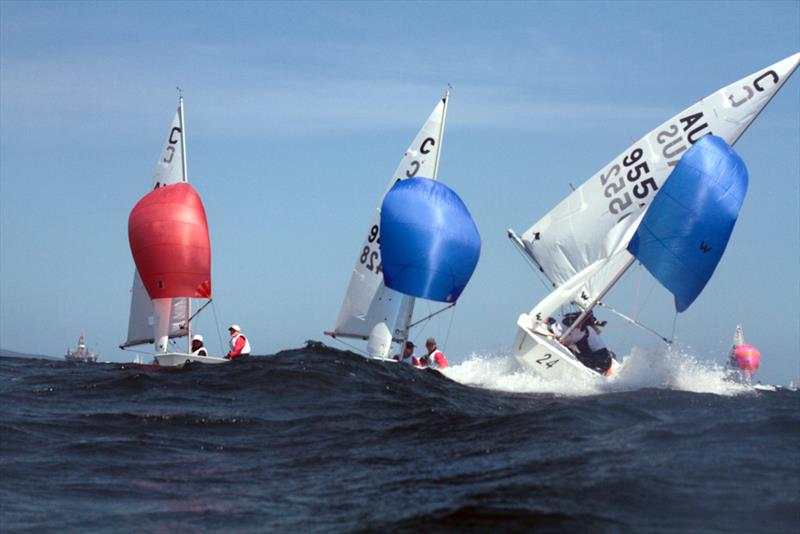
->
[583, 321, 612, 373]
[392, 341, 421, 367]
[420, 337, 448, 369]
[190, 334, 208, 357]
[571, 314, 612, 374]
[224, 324, 251, 360]
[560, 314, 586, 354]
[546, 317, 563, 339]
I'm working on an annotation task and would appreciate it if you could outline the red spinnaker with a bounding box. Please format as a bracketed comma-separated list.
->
[128, 183, 211, 299]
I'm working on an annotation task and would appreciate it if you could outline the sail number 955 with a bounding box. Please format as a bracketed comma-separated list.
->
[600, 147, 659, 221]
[360, 224, 383, 275]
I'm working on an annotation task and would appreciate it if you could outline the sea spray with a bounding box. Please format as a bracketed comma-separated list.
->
[444, 345, 756, 397]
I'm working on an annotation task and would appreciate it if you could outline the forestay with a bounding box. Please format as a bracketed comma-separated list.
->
[332, 94, 449, 352]
[519, 53, 799, 317]
[122, 100, 190, 348]
[628, 135, 748, 312]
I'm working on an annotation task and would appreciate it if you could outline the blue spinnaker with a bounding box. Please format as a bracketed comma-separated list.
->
[627, 135, 748, 312]
[380, 178, 481, 303]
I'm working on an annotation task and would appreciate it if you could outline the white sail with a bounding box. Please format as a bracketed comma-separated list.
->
[122, 272, 190, 348]
[520, 53, 800, 308]
[732, 324, 745, 347]
[121, 99, 191, 349]
[153, 105, 187, 188]
[331, 93, 449, 357]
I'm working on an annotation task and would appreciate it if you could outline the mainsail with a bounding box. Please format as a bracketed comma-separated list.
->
[121, 98, 191, 348]
[330, 92, 449, 357]
[515, 53, 799, 320]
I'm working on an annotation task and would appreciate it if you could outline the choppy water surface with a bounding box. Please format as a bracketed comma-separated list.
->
[1, 344, 798, 532]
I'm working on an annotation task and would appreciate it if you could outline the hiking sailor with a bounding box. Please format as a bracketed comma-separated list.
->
[225, 324, 251, 360]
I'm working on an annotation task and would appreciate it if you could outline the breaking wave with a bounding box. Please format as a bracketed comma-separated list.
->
[443, 345, 757, 397]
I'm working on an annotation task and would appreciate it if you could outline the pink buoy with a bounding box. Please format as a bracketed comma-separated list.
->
[734, 344, 761, 372]
[729, 324, 761, 380]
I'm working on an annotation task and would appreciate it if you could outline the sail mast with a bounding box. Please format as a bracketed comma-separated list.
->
[178, 94, 188, 183]
[432, 88, 450, 180]
[400, 88, 450, 345]
[558, 255, 635, 344]
[178, 93, 192, 347]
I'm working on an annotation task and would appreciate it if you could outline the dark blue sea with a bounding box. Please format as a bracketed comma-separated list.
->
[1, 343, 798, 532]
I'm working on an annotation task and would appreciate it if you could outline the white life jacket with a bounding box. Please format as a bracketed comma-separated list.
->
[425, 350, 448, 369]
[191, 346, 208, 357]
[229, 333, 252, 355]
[586, 328, 606, 352]
[401, 354, 420, 367]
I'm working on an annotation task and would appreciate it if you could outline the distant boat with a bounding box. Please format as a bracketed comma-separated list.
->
[507, 53, 799, 382]
[326, 91, 479, 360]
[65, 334, 97, 363]
[120, 96, 228, 367]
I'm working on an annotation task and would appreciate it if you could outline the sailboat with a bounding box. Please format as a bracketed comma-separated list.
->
[120, 96, 227, 367]
[326, 91, 480, 359]
[508, 52, 799, 381]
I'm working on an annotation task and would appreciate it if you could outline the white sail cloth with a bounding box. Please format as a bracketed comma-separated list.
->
[521, 53, 800, 308]
[332, 96, 448, 354]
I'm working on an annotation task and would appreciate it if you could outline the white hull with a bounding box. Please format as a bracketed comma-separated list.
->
[154, 352, 229, 367]
[513, 314, 617, 382]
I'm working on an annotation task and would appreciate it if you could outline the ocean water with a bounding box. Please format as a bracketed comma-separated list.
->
[1, 344, 798, 532]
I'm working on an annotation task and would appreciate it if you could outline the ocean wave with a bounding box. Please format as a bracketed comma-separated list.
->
[443, 345, 759, 397]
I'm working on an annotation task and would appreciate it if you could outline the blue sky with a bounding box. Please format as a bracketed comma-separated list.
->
[1, 1, 798, 384]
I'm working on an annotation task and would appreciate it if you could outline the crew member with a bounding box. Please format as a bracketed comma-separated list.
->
[560, 314, 586, 354]
[583, 315, 612, 374]
[420, 337, 448, 369]
[190, 334, 208, 357]
[225, 324, 251, 360]
[567, 313, 612, 374]
[546, 316, 563, 339]
[392, 341, 421, 367]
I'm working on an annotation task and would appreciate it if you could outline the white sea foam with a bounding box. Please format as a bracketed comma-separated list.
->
[443, 345, 757, 397]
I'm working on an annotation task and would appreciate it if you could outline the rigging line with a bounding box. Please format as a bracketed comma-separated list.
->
[511, 243, 552, 291]
[329, 336, 369, 358]
[633, 263, 642, 321]
[407, 303, 456, 329]
[210, 299, 225, 356]
[442, 301, 456, 353]
[187, 298, 213, 325]
[670, 312, 679, 344]
[597, 301, 673, 345]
